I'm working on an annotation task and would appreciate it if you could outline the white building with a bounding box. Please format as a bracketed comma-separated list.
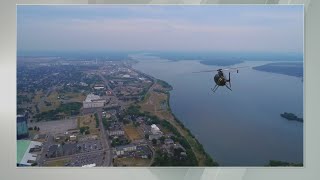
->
[80, 82, 88, 87]
[82, 163, 96, 167]
[149, 124, 163, 140]
[83, 93, 106, 108]
[94, 84, 105, 90]
[114, 144, 137, 156]
[109, 130, 125, 136]
[69, 135, 77, 141]
[151, 124, 161, 135]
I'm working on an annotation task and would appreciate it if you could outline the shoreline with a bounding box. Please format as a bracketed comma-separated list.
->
[133, 66, 218, 166]
[165, 87, 218, 166]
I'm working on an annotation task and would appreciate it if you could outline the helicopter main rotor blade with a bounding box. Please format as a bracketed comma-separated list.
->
[192, 66, 249, 73]
[192, 69, 219, 73]
[222, 66, 249, 71]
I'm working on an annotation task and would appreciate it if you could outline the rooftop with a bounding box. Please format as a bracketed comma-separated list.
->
[17, 140, 43, 166]
[17, 140, 31, 164]
[151, 124, 160, 131]
[84, 93, 102, 102]
[82, 163, 96, 167]
[115, 144, 137, 151]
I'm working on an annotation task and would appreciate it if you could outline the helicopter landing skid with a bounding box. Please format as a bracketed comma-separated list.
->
[211, 85, 219, 93]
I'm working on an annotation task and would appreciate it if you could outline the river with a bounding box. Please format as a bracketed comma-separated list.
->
[132, 54, 303, 166]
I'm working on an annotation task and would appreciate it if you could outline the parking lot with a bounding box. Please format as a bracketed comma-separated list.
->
[66, 151, 104, 167]
[31, 118, 77, 135]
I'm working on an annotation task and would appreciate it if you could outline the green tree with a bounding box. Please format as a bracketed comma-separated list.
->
[152, 139, 157, 145]
[144, 134, 149, 140]
[159, 136, 165, 144]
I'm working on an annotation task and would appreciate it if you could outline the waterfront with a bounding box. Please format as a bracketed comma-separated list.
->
[132, 54, 303, 166]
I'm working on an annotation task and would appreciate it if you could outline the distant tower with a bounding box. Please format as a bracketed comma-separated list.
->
[17, 113, 29, 139]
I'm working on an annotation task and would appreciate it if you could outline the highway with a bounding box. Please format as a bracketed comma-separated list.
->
[96, 108, 112, 166]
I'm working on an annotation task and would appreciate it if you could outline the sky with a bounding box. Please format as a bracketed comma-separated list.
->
[17, 5, 303, 54]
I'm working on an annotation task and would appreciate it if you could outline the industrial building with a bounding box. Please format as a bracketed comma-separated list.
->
[93, 84, 105, 90]
[83, 93, 106, 108]
[114, 144, 137, 156]
[108, 121, 125, 136]
[17, 140, 42, 166]
[17, 114, 28, 139]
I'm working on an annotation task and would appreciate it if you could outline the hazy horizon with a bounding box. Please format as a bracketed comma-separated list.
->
[17, 5, 303, 55]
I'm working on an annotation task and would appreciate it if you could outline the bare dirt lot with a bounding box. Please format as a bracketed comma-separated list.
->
[33, 118, 77, 134]
[124, 123, 142, 141]
[139, 89, 174, 121]
[114, 157, 150, 166]
[78, 114, 100, 136]
[45, 158, 70, 167]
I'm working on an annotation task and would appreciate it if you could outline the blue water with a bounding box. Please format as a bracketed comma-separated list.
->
[132, 54, 303, 166]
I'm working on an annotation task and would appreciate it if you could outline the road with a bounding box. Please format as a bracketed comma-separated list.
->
[37, 135, 54, 166]
[98, 73, 116, 98]
[98, 72, 127, 109]
[136, 126, 156, 166]
[44, 149, 105, 162]
[96, 108, 112, 166]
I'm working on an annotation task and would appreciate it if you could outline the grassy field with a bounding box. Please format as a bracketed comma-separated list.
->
[115, 157, 150, 166]
[124, 123, 142, 141]
[45, 159, 70, 167]
[33, 91, 43, 104]
[39, 90, 61, 112]
[32, 89, 86, 113]
[64, 92, 86, 102]
[139, 88, 173, 121]
[78, 114, 100, 136]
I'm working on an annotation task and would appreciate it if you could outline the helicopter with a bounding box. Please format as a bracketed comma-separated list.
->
[193, 66, 248, 93]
